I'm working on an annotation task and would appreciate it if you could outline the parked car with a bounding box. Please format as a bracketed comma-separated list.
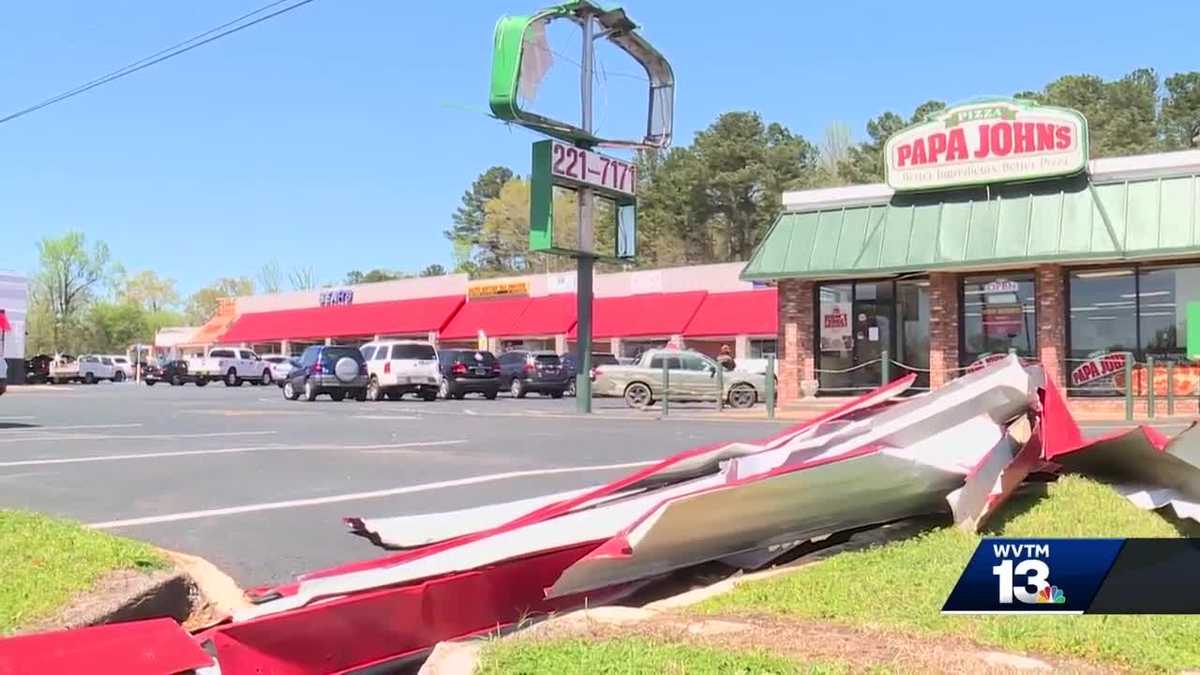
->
[50, 354, 116, 384]
[560, 352, 620, 397]
[105, 355, 134, 382]
[0, 358, 6, 396]
[188, 347, 274, 386]
[282, 345, 368, 402]
[436, 349, 500, 400]
[143, 360, 202, 386]
[261, 355, 300, 387]
[24, 354, 53, 384]
[592, 348, 766, 409]
[497, 350, 569, 398]
[360, 340, 440, 402]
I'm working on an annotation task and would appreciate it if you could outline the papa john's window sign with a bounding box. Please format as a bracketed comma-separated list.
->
[884, 98, 1088, 191]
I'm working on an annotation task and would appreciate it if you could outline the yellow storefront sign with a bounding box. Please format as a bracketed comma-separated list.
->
[468, 280, 530, 299]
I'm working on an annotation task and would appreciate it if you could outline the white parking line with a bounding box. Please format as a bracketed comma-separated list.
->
[0, 423, 142, 432]
[0, 430, 278, 444]
[352, 415, 421, 421]
[89, 459, 657, 529]
[0, 440, 466, 468]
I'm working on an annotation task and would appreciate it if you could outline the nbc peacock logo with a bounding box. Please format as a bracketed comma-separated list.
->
[1036, 585, 1066, 604]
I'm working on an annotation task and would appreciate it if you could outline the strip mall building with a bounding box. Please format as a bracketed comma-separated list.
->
[177, 98, 1200, 408]
[744, 98, 1200, 407]
[173, 262, 779, 365]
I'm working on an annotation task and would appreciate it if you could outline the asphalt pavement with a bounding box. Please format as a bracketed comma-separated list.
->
[0, 382, 793, 587]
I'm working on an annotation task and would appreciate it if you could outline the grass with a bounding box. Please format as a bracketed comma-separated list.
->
[477, 637, 861, 675]
[0, 509, 167, 634]
[695, 476, 1200, 672]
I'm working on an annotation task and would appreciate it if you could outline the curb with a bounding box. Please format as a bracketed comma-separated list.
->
[21, 569, 195, 634]
[18, 548, 249, 635]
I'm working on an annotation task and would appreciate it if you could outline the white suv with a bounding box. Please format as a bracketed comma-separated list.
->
[360, 340, 440, 402]
[106, 355, 134, 382]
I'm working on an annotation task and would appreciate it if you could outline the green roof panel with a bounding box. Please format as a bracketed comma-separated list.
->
[1159, 176, 1195, 249]
[742, 173, 1200, 280]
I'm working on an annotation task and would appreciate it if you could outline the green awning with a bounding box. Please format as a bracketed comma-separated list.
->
[742, 173, 1200, 280]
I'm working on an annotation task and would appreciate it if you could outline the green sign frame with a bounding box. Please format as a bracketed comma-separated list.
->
[530, 139, 636, 260]
[489, 1, 674, 149]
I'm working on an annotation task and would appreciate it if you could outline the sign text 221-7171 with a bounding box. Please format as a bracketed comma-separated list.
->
[550, 139, 637, 197]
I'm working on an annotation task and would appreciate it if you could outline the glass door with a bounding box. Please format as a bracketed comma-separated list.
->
[818, 281, 916, 394]
[850, 282, 893, 390]
[896, 280, 931, 390]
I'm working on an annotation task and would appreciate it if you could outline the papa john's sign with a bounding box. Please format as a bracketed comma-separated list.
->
[884, 99, 1088, 191]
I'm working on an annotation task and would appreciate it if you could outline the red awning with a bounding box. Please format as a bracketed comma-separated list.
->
[440, 294, 578, 340]
[571, 291, 707, 339]
[511, 294, 577, 336]
[439, 296, 532, 340]
[683, 288, 777, 337]
[0, 310, 10, 333]
[220, 296, 465, 343]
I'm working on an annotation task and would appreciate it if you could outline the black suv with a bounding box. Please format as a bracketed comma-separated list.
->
[283, 345, 368, 401]
[497, 350, 569, 398]
[560, 352, 620, 396]
[144, 360, 199, 386]
[437, 349, 500, 400]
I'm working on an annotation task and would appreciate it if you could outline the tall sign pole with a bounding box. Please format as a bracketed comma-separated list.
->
[575, 13, 595, 413]
[489, 2, 674, 415]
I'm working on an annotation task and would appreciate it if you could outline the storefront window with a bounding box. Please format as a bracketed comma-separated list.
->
[749, 339, 777, 358]
[1066, 269, 1136, 395]
[961, 274, 1036, 366]
[1138, 266, 1200, 357]
[816, 284, 853, 393]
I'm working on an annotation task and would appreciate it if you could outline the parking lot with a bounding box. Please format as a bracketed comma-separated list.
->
[0, 382, 791, 587]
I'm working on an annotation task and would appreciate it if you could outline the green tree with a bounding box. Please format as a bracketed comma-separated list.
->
[344, 269, 407, 285]
[85, 301, 150, 353]
[184, 277, 254, 324]
[419, 264, 447, 277]
[838, 102, 944, 184]
[640, 112, 820, 262]
[1022, 70, 1158, 157]
[31, 231, 113, 352]
[445, 166, 515, 269]
[1161, 72, 1200, 149]
[122, 270, 179, 312]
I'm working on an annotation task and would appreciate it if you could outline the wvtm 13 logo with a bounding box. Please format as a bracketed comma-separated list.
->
[942, 538, 1123, 614]
[991, 543, 1065, 605]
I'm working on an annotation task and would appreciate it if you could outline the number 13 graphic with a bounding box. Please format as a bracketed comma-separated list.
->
[992, 559, 1050, 604]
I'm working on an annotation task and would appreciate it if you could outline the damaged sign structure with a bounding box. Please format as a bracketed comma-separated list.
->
[7, 355, 1200, 673]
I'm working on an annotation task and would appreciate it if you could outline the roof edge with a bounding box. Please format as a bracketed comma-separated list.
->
[781, 149, 1200, 213]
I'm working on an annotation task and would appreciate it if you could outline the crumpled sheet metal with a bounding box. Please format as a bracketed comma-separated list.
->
[547, 358, 1037, 598]
[1050, 421, 1200, 522]
[0, 618, 213, 675]
[242, 375, 921, 619]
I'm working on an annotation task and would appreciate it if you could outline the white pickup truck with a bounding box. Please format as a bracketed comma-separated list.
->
[187, 347, 274, 386]
[50, 354, 117, 384]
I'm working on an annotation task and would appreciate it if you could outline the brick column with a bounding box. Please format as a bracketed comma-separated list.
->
[928, 272, 960, 388]
[777, 279, 814, 401]
[1036, 264, 1066, 390]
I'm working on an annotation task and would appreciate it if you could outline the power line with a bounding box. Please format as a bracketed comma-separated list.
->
[0, 0, 319, 126]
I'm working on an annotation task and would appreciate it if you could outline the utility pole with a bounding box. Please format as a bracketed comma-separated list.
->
[574, 13, 595, 414]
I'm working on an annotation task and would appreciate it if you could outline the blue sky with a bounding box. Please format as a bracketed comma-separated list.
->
[1, 1, 1194, 295]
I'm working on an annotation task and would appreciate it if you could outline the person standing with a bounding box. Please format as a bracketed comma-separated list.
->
[717, 344, 736, 371]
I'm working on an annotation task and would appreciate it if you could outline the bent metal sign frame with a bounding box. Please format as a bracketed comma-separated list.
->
[884, 99, 1088, 191]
